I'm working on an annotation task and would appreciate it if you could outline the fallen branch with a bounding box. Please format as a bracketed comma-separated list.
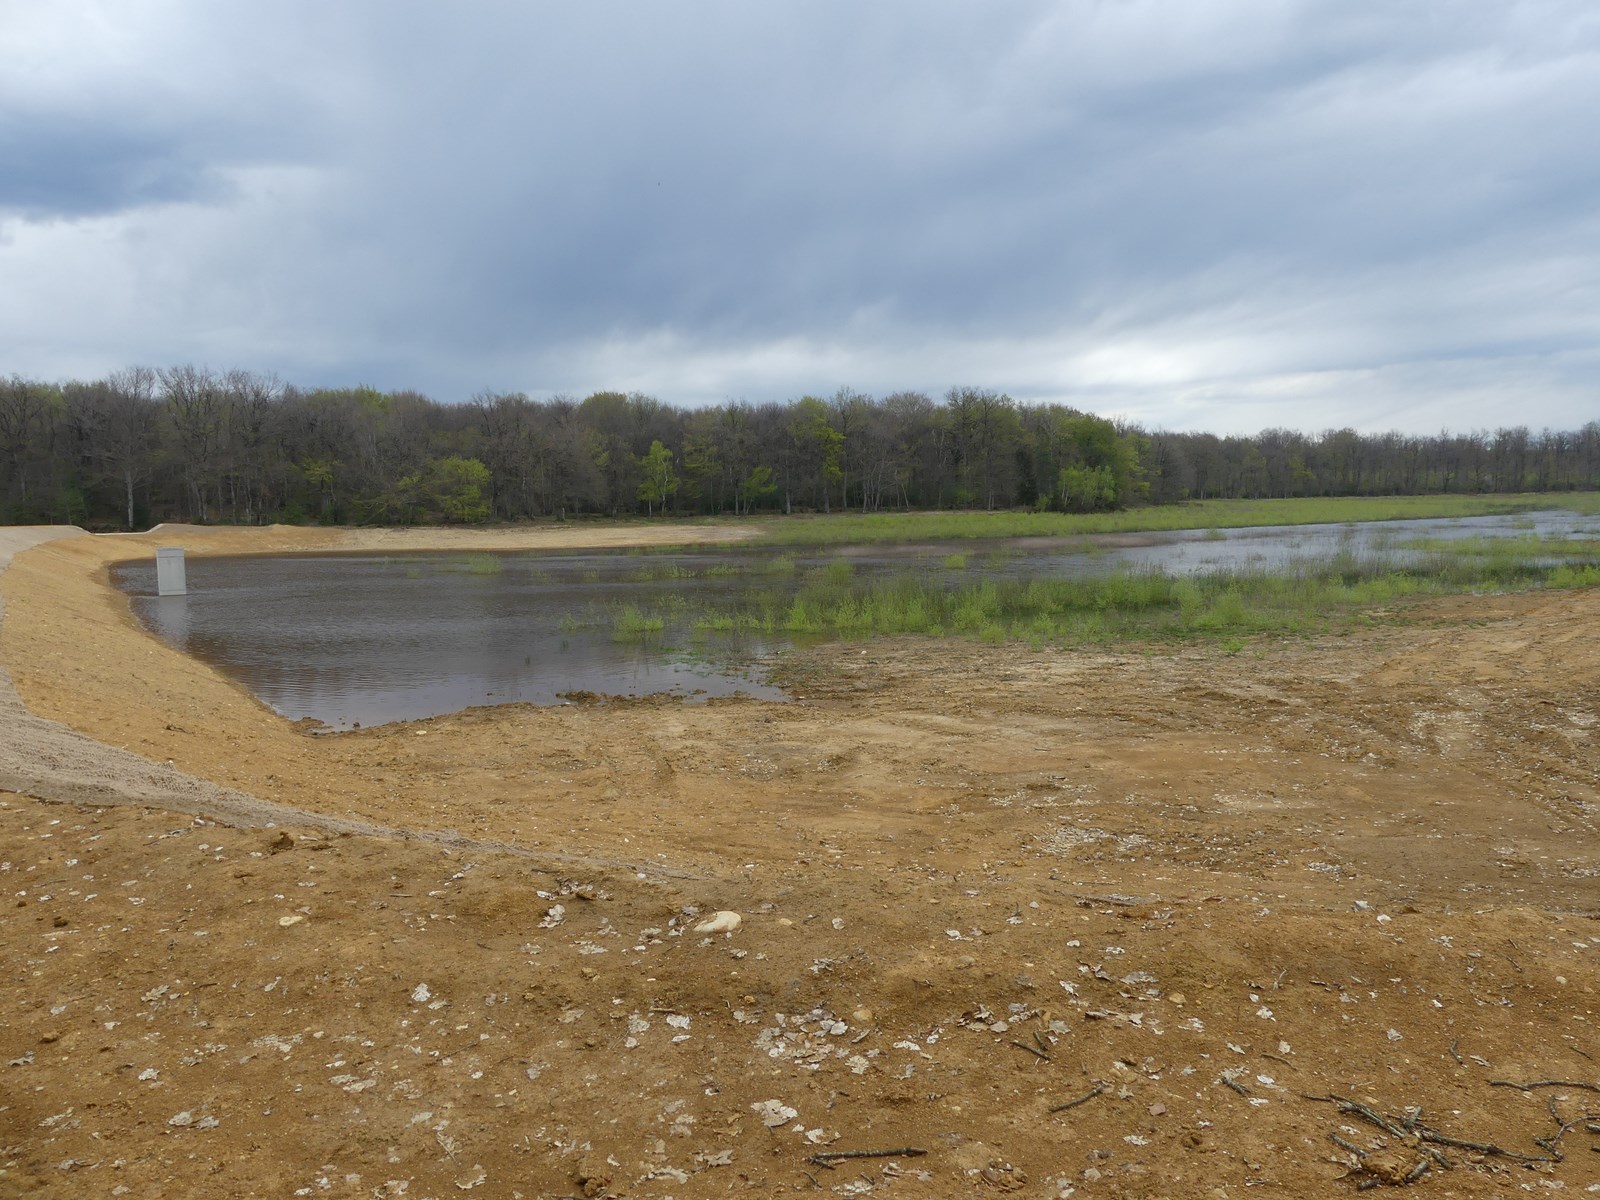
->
[1218, 1073, 1254, 1098]
[1532, 1103, 1600, 1162]
[1072, 893, 1144, 907]
[1307, 1093, 1558, 1165]
[1490, 1078, 1600, 1094]
[1416, 1130, 1554, 1163]
[1307, 1094, 1409, 1139]
[1008, 1039, 1050, 1062]
[1049, 1084, 1106, 1114]
[806, 1148, 927, 1169]
[1328, 1133, 1367, 1158]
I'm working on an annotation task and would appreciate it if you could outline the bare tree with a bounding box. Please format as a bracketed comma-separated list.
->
[160, 365, 227, 521]
[0, 374, 54, 511]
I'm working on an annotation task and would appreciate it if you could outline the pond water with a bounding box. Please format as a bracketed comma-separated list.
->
[114, 510, 1600, 730]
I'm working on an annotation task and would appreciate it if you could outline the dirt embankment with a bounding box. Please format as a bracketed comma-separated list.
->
[2, 523, 1599, 1198]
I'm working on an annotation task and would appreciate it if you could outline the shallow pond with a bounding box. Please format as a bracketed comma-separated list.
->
[114, 510, 1600, 730]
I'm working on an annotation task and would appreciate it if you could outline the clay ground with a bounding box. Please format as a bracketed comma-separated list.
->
[2, 523, 1598, 1199]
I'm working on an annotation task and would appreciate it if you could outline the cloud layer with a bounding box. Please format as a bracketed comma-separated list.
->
[3, 1, 1597, 433]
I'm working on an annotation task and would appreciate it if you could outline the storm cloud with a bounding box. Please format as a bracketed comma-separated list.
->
[3, 1, 1597, 433]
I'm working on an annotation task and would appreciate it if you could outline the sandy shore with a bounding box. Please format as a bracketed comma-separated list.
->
[0, 519, 755, 852]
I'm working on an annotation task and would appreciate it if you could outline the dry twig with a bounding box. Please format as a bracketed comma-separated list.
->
[1328, 1133, 1367, 1158]
[1008, 1039, 1050, 1062]
[1049, 1084, 1106, 1113]
[806, 1148, 927, 1169]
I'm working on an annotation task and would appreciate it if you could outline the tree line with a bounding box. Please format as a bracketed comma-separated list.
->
[1, 366, 1596, 528]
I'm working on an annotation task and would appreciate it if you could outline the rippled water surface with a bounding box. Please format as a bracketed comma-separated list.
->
[114, 510, 1600, 729]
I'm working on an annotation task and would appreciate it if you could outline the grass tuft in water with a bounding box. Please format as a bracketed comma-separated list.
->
[627, 562, 696, 582]
[612, 606, 666, 641]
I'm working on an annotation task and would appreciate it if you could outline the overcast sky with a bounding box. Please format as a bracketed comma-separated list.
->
[3, 1, 1597, 434]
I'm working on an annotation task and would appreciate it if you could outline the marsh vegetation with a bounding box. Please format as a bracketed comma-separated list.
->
[597, 533, 1600, 653]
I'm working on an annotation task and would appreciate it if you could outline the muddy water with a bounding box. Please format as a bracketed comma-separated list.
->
[114, 511, 1598, 729]
[114, 552, 786, 730]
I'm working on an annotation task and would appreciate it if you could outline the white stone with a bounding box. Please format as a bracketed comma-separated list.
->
[751, 1099, 797, 1127]
[694, 911, 742, 934]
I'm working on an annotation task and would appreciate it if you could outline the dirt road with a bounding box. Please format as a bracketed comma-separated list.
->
[2, 524, 1598, 1197]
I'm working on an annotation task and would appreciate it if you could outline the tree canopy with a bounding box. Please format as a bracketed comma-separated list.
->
[0, 368, 1595, 529]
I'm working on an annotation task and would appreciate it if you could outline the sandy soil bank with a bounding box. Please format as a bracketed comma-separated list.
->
[2, 523, 1598, 1197]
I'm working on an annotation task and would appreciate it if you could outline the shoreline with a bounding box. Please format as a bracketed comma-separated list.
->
[0, 520, 756, 843]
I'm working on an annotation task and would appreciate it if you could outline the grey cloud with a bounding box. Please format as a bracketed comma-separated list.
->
[1, 1, 1597, 434]
[0, 117, 227, 216]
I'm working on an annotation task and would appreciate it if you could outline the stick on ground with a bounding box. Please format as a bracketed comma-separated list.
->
[1049, 1084, 1106, 1113]
[1008, 1039, 1051, 1062]
[806, 1148, 927, 1167]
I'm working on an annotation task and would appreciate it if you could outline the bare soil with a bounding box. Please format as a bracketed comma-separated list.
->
[2, 523, 1598, 1199]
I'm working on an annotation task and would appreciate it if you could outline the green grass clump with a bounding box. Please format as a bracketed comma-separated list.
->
[626, 562, 695, 582]
[759, 553, 798, 577]
[463, 552, 503, 575]
[823, 558, 854, 585]
[1548, 563, 1600, 588]
[612, 606, 666, 640]
[1399, 534, 1600, 562]
[943, 552, 969, 569]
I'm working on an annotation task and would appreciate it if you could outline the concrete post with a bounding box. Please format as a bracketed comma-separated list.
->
[156, 547, 188, 596]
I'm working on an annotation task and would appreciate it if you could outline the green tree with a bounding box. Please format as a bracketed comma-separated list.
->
[1040, 411, 1147, 511]
[1057, 464, 1117, 512]
[300, 457, 340, 522]
[738, 464, 779, 513]
[680, 424, 721, 512]
[636, 439, 679, 516]
[945, 387, 1018, 509]
[788, 396, 843, 513]
[425, 456, 491, 523]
